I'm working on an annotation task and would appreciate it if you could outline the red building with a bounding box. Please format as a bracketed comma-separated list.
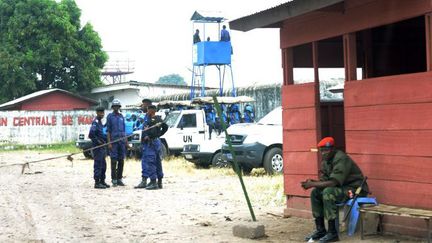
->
[231, 0, 432, 237]
[0, 89, 98, 111]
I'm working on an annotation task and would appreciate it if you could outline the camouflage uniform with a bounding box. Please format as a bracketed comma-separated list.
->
[311, 150, 369, 220]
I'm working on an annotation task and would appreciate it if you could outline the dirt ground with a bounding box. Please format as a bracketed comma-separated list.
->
[0, 151, 425, 243]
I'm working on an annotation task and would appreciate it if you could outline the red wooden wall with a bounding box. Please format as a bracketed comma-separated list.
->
[21, 92, 93, 111]
[345, 72, 432, 235]
[282, 83, 319, 218]
[280, 0, 432, 49]
[345, 72, 432, 209]
[278, 0, 432, 237]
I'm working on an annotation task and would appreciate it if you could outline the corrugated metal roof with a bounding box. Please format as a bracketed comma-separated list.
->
[0, 88, 97, 110]
[91, 81, 217, 94]
[230, 0, 344, 31]
[190, 10, 226, 23]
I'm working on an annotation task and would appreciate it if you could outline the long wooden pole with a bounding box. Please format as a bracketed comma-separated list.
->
[213, 96, 256, 221]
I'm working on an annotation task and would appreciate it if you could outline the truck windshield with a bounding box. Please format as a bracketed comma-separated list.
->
[257, 107, 282, 126]
[164, 112, 180, 128]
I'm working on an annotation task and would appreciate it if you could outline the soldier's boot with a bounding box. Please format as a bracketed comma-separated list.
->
[94, 179, 106, 189]
[157, 178, 163, 189]
[134, 177, 148, 189]
[319, 219, 339, 243]
[117, 179, 126, 186]
[117, 159, 125, 186]
[145, 179, 159, 190]
[111, 160, 118, 187]
[305, 217, 327, 241]
[101, 180, 110, 188]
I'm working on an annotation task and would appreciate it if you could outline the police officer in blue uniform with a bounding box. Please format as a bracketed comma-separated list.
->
[243, 104, 255, 123]
[135, 105, 168, 190]
[141, 98, 152, 113]
[204, 104, 216, 139]
[228, 104, 242, 125]
[106, 99, 128, 187]
[88, 107, 109, 189]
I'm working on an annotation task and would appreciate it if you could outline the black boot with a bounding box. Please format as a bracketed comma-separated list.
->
[101, 179, 110, 188]
[94, 179, 106, 189]
[157, 178, 163, 189]
[305, 217, 326, 241]
[319, 219, 339, 242]
[117, 179, 126, 186]
[146, 179, 158, 190]
[134, 177, 147, 189]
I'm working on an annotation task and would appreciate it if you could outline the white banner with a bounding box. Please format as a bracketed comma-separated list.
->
[0, 110, 96, 145]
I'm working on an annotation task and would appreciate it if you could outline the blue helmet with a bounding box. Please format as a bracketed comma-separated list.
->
[244, 104, 253, 113]
[125, 112, 132, 120]
[230, 104, 239, 112]
[138, 114, 145, 120]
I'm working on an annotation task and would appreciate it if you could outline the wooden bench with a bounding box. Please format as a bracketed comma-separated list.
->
[359, 204, 432, 243]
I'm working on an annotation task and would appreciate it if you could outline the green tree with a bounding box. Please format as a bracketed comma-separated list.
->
[156, 74, 187, 86]
[0, 0, 107, 103]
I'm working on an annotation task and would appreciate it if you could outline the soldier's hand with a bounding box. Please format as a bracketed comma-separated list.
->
[301, 179, 314, 190]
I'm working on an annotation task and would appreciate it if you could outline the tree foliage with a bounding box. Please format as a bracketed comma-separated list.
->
[156, 74, 187, 86]
[0, 0, 107, 103]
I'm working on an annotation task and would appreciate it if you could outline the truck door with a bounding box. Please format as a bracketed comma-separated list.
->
[196, 110, 207, 141]
[174, 113, 201, 149]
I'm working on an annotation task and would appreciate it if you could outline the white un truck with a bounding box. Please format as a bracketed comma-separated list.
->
[130, 108, 216, 158]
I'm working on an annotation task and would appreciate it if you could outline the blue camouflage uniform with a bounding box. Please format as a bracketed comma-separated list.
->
[88, 118, 107, 181]
[125, 113, 135, 135]
[228, 104, 242, 125]
[204, 105, 216, 139]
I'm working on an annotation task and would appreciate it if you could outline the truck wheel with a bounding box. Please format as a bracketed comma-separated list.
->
[232, 164, 252, 175]
[83, 150, 93, 159]
[161, 143, 169, 159]
[242, 166, 253, 175]
[211, 152, 229, 168]
[263, 147, 283, 175]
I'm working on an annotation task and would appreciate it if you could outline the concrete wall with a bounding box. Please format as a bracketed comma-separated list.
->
[0, 110, 95, 145]
[155, 83, 282, 120]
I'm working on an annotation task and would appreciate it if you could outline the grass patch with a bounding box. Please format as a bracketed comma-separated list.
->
[246, 175, 286, 207]
[161, 156, 285, 207]
[0, 142, 80, 154]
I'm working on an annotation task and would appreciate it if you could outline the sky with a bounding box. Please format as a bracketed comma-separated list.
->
[74, 0, 290, 88]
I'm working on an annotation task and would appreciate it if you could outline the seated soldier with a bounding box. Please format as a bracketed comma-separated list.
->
[301, 137, 369, 243]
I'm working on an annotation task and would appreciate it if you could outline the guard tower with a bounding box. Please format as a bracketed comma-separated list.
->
[101, 51, 135, 84]
[190, 11, 235, 98]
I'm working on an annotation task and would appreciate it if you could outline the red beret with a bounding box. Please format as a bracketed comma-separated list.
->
[317, 137, 335, 148]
